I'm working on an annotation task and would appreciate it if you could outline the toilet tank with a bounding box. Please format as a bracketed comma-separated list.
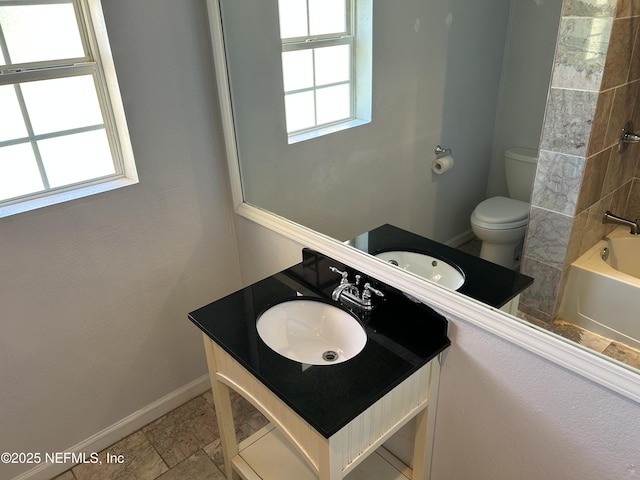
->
[505, 147, 538, 202]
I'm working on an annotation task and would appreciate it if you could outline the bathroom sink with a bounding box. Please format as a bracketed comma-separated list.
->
[375, 251, 465, 290]
[256, 298, 367, 365]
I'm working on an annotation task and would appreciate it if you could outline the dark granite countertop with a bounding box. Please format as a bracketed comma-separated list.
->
[188, 250, 450, 438]
[346, 224, 533, 308]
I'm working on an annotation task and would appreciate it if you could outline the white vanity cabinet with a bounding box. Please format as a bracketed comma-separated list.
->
[189, 253, 450, 480]
[204, 335, 443, 480]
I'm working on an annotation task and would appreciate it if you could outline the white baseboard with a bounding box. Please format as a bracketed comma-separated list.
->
[444, 229, 475, 248]
[12, 374, 211, 480]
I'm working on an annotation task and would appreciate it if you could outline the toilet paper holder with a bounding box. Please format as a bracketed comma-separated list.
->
[435, 145, 452, 156]
[432, 146, 454, 174]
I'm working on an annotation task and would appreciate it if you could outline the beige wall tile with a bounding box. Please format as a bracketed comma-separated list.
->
[615, 0, 640, 18]
[588, 88, 615, 154]
[576, 148, 610, 212]
[564, 208, 590, 263]
[601, 17, 640, 89]
[604, 81, 640, 147]
[625, 179, 640, 216]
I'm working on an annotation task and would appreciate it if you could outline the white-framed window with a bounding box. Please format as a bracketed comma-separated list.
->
[277, 0, 371, 143]
[0, 0, 137, 218]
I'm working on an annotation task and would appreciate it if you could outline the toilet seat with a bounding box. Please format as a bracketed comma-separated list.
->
[471, 196, 529, 230]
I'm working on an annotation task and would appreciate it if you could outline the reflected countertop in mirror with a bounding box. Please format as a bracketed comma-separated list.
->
[346, 224, 533, 309]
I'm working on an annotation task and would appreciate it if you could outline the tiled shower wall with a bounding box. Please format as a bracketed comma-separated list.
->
[519, 0, 640, 321]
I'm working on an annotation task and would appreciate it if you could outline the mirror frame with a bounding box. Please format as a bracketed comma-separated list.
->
[205, 0, 640, 402]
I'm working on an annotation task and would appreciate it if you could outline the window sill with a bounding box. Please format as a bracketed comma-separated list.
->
[0, 176, 139, 219]
[287, 118, 370, 144]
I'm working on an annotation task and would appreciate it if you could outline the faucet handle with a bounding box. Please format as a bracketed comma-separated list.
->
[363, 283, 384, 298]
[329, 266, 350, 283]
[361, 283, 384, 308]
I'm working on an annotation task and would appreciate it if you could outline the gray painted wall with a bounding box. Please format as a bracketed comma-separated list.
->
[231, 0, 511, 244]
[0, 1, 240, 478]
[488, 0, 563, 197]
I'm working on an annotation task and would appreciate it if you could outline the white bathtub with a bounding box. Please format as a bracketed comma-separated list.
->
[558, 226, 640, 351]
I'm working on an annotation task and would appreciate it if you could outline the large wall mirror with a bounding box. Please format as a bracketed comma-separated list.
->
[208, 0, 640, 389]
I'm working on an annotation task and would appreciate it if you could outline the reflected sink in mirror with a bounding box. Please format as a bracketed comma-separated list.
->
[375, 251, 465, 291]
[256, 298, 367, 365]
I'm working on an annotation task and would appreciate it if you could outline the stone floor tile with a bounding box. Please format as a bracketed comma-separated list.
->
[155, 450, 225, 480]
[203, 437, 225, 473]
[203, 391, 269, 472]
[521, 313, 614, 354]
[142, 395, 219, 468]
[603, 342, 640, 370]
[202, 390, 214, 407]
[457, 238, 482, 257]
[230, 391, 269, 442]
[202, 388, 269, 442]
[52, 471, 76, 480]
[550, 319, 612, 353]
[72, 431, 168, 480]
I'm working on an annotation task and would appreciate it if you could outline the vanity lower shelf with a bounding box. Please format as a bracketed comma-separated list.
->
[234, 424, 412, 480]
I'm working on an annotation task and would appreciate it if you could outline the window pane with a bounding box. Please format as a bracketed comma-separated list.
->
[316, 84, 350, 124]
[314, 45, 350, 86]
[278, 0, 308, 39]
[21, 75, 104, 136]
[282, 50, 314, 92]
[309, 0, 346, 36]
[0, 3, 85, 66]
[0, 85, 28, 142]
[285, 91, 315, 132]
[39, 129, 115, 188]
[0, 143, 44, 201]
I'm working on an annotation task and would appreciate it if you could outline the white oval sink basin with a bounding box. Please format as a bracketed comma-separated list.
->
[256, 299, 366, 365]
[375, 251, 465, 290]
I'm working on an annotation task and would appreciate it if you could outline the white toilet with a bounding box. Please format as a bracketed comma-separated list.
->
[470, 147, 538, 269]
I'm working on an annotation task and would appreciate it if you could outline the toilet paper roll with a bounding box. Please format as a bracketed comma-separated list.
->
[432, 155, 454, 174]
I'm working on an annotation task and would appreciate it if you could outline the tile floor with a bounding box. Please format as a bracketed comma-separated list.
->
[53, 390, 268, 480]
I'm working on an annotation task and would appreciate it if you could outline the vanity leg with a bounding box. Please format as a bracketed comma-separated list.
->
[411, 356, 441, 480]
[203, 334, 240, 480]
[318, 438, 343, 480]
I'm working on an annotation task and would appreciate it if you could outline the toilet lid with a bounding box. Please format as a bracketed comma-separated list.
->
[472, 196, 529, 229]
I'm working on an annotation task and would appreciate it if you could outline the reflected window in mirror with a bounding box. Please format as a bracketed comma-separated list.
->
[278, 0, 372, 143]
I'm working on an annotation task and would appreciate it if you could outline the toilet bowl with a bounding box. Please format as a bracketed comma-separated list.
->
[470, 147, 537, 269]
[471, 196, 529, 268]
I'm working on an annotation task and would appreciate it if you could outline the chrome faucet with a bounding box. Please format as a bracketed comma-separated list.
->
[602, 211, 640, 235]
[329, 266, 384, 311]
[330, 267, 359, 301]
